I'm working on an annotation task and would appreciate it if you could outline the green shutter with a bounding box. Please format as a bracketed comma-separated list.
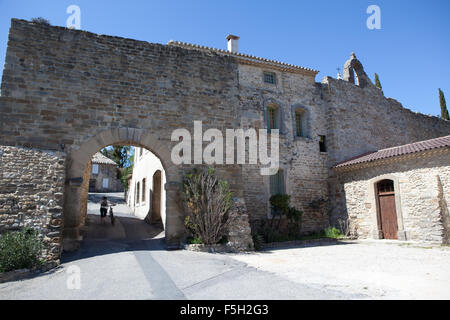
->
[270, 169, 284, 195]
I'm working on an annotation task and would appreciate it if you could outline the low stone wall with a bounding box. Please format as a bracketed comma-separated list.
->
[262, 238, 338, 249]
[0, 146, 66, 267]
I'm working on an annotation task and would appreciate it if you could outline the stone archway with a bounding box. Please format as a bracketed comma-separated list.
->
[62, 127, 183, 251]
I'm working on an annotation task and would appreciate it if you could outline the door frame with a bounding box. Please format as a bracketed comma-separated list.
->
[368, 174, 406, 240]
[376, 180, 398, 239]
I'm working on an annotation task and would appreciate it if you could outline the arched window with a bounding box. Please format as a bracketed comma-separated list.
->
[295, 109, 306, 137]
[291, 105, 310, 139]
[266, 104, 281, 133]
[270, 169, 285, 196]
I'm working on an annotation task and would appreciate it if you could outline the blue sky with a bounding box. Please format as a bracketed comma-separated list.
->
[0, 0, 449, 116]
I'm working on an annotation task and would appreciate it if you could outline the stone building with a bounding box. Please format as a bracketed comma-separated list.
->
[0, 19, 449, 266]
[333, 135, 450, 244]
[126, 147, 166, 228]
[88, 152, 123, 193]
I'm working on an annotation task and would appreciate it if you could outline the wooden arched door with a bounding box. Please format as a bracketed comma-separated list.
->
[151, 170, 162, 224]
[376, 179, 398, 239]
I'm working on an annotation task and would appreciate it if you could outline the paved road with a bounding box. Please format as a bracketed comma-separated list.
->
[1, 193, 448, 299]
[0, 193, 362, 300]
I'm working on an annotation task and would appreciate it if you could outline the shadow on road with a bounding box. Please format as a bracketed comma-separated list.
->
[62, 191, 167, 264]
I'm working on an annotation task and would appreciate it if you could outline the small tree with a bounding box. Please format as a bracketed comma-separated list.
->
[261, 194, 303, 242]
[439, 88, 449, 120]
[183, 168, 234, 245]
[374, 73, 383, 92]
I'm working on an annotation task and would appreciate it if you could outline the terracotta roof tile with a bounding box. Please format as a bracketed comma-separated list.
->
[167, 40, 319, 75]
[334, 135, 450, 168]
[91, 152, 117, 165]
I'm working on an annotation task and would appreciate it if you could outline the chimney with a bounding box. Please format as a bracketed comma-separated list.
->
[226, 34, 240, 53]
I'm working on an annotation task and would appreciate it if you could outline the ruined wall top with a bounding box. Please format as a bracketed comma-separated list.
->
[342, 52, 375, 88]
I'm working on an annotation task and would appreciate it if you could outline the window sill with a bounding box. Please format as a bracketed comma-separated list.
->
[294, 136, 313, 142]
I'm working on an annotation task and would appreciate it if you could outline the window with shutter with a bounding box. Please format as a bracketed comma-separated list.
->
[267, 106, 279, 133]
[295, 112, 303, 137]
[270, 169, 285, 195]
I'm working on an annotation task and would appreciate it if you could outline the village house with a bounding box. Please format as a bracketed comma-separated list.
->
[126, 147, 166, 228]
[88, 152, 123, 193]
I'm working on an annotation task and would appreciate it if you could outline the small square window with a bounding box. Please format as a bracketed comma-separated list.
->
[264, 72, 276, 84]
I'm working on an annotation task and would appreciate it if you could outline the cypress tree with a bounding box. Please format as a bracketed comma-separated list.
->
[374, 73, 382, 91]
[439, 88, 449, 120]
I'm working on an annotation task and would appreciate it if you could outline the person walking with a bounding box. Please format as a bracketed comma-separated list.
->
[100, 196, 115, 224]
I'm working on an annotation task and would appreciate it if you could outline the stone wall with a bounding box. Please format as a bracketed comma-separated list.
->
[333, 150, 450, 244]
[238, 64, 330, 234]
[0, 146, 65, 266]
[322, 76, 450, 166]
[90, 162, 123, 193]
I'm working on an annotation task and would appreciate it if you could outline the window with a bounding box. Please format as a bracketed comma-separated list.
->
[102, 178, 109, 189]
[267, 106, 279, 133]
[319, 135, 327, 152]
[377, 180, 394, 193]
[270, 169, 285, 196]
[136, 182, 140, 204]
[92, 164, 99, 174]
[142, 178, 146, 203]
[295, 111, 304, 137]
[263, 71, 276, 84]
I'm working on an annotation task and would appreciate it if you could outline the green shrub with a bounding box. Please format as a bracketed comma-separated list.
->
[186, 236, 203, 245]
[0, 227, 44, 273]
[266, 194, 303, 241]
[322, 227, 343, 239]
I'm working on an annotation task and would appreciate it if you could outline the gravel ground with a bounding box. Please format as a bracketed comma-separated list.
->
[230, 240, 450, 300]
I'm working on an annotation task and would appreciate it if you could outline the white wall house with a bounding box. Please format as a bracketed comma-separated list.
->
[127, 147, 166, 229]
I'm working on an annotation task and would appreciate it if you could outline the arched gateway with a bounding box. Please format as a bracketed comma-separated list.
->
[63, 128, 182, 250]
[0, 19, 253, 265]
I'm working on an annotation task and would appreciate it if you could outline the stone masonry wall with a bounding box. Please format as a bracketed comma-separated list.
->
[238, 64, 330, 234]
[334, 150, 450, 244]
[0, 146, 66, 266]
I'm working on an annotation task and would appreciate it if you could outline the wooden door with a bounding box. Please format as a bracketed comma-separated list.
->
[151, 170, 162, 223]
[377, 180, 398, 240]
